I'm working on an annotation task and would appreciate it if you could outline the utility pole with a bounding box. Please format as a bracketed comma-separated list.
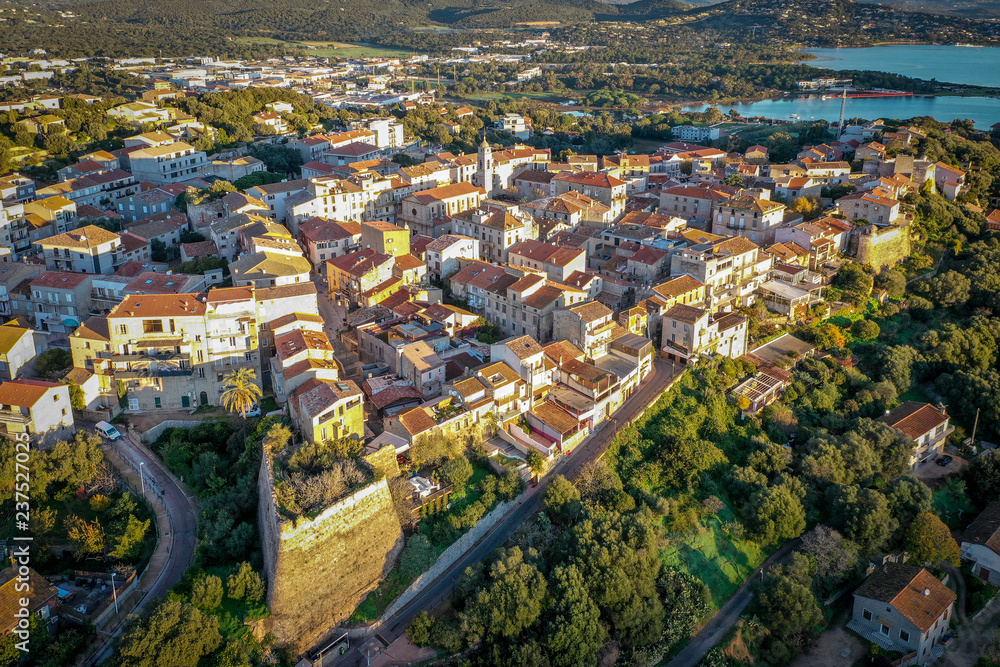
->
[111, 572, 119, 614]
[971, 407, 980, 448]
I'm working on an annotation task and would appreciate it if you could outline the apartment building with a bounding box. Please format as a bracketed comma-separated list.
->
[299, 218, 361, 265]
[30, 271, 95, 333]
[481, 271, 588, 342]
[129, 142, 208, 185]
[660, 304, 748, 363]
[425, 234, 480, 282]
[35, 225, 124, 275]
[290, 378, 365, 443]
[670, 235, 771, 310]
[710, 195, 788, 245]
[285, 177, 366, 235]
[552, 301, 615, 360]
[508, 239, 586, 282]
[101, 287, 261, 411]
[450, 205, 535, 263]
[0, 321, 38, 381]
[551, 172, 627, 218]
[361, 220, 410, 258]
[399, 182, 485, 238]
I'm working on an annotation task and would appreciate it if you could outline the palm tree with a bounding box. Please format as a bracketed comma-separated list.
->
[220, 368, 263, 418]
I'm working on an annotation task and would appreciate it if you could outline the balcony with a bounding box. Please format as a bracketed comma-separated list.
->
[100, 351, 190, 362]
[0, 409, 30, 424]
[114, 368, 193, 379]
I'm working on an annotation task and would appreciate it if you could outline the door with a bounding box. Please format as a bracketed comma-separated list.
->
[199, 391, 208, 406]
[981, 567, 992, 583]
[181, 395, 190, 408]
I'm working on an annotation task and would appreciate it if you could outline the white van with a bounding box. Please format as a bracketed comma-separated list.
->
[95, 421, 122, 441]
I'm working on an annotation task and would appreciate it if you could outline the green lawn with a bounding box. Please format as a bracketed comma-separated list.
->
[234, 38, 411, 58]
[464, 92, 567, 102]
[659, 501, 767, 610]
[932, 486, 977, 530]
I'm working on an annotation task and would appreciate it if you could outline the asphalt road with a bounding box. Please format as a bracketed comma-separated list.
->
[325, 357, 682, 667]
[88, 430, 200, 666]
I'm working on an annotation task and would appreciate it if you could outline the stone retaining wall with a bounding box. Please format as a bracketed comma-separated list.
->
[380, 497, 516, 621]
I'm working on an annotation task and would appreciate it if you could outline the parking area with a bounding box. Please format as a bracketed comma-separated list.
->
[790, 623, 866, 667]
[913, 451, 968, 485]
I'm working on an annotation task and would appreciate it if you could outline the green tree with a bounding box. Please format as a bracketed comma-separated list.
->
[35, 348, 71, 378]
[659, 568, 711, 647]
[813, 324, 847, 350]
[527, 449, 545, 476]
[965, 451, 1000, 508]
[875, 268, 907, 298]
[190, 574, 224, 611]
[757, 553, 822, 640]
[67, 382, 86, 411]
[828, 485, 897, 554]
[924, 270, 971, 308]
[905, 512, 961, 566]
[542, 475, 581, 522]
[115, 599, 222, 667]
[66, 516, 106, 558]
[439, 455, 473, 494]
[399, 534, 437, 580]
[851, 319, 880, 341]
[226, 562, 265, 604]
[110, 514, 150, 561]
[543, 564, 605, 667]
[459, 547, 547, 644]
[219, 367, 263, 417]
[406, 611, 435, 646]
[744, 482, 806, 544]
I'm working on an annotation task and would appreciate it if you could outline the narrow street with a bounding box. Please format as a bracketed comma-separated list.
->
[323, 357, 683, 667]
[86, 428, 200, 666]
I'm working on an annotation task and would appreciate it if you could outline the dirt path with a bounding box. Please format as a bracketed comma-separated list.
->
[936, 596, 1000, 667]
[940, 562, 968, 623]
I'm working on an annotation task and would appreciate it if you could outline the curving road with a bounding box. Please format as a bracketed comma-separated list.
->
[87, 428, 200, 666]
[323, 357, 683, 666]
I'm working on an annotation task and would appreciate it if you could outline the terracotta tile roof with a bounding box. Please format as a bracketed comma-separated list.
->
[276, 329, 333, 361]
[110, 294, 207, 318]
[37, 225, 119, 250]
[531, 400, 580, 435]
[256, 282, 317, 301]
[877, 401, 948, 440]
[30, 271, 91, 290]
[664, 303, 706, 324]
[293, 378, 362, 420]
[398, 406, 438, 437]
[652, 274, 704, 300]
[0, 379, 63, 408]
[411, 182, 483, 203]
[368, 384, 424, 410]
[854, 563, 955, 633]
[552, 171, 625, 188]
[543, 340, 584, 364]
[504, 334, 543, 360]
[0, 567, 57, 635]
[568, 300, 612, 323]
[72, 315, 110, 342]
[961, 501, 1000, 557]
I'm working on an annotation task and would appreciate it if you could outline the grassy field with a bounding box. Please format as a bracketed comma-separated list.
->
[235, 38, 411, 58]
[659, 501, 767, 610]
[464, 91, 567, 102]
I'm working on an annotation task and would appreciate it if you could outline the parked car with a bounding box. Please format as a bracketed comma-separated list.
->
[941, 634, 953, 647]
[244, 403, 262, 417]
[95, 421, 122, 441]
[936, 455, 954, 467]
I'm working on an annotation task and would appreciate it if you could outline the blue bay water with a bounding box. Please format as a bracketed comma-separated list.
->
[685, 45, 1000, 126]
[802, 45, 1000, 88]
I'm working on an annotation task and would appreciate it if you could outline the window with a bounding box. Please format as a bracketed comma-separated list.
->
[880, 624, 890, 636]
[128, 397, 139, 410]
[143, 319, 163, 334]
[154, 397, 161, 408]
[862, 609, 872, 621]
[198, 368, 205, 378]
[899, 630, 909, 642]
